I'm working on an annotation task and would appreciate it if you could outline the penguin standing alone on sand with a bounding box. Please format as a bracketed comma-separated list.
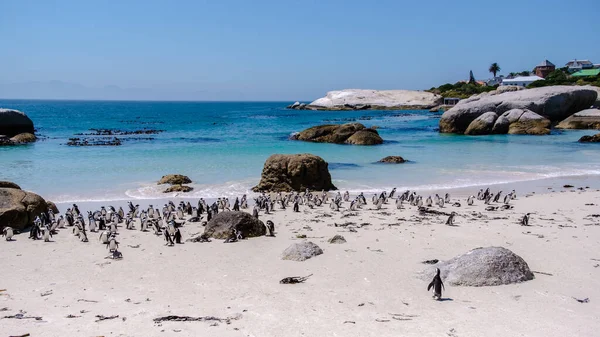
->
[2, 227, 14, 241]
[427, 268, 445, 300]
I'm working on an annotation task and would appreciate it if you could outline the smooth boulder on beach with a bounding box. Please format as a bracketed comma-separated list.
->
[291, 123, 383, 145]
[282, 242, 323, 261]
[252, 153, 337, 192]
[203, 211, 266, 239]
[0, 109, 35, 137]
[0, 183, 50, 231]
[439, 86, 597, 134]
[423, 247, 534, 286]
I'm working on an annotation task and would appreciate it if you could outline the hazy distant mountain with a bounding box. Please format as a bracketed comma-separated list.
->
[0, 80, 254, 101]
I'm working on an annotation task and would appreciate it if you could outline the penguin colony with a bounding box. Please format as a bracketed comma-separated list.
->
[1, 187, 525, 300]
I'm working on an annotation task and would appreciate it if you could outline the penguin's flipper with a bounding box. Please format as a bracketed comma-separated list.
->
[427, 281, 434, 291]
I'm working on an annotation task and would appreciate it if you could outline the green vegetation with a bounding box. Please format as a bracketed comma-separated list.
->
[528, 68, 600, 88]
[428, 82, 497, 99]
[489, 63, 501, 77]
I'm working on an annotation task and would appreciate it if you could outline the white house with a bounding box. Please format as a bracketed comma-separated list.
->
[501, 75, 544, 88]
[566, 59, 594, 72]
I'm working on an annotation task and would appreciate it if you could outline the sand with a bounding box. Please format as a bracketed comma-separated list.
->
[1, 185, 600, 337]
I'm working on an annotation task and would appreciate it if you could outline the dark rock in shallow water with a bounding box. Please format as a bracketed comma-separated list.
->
[378, 156, 407, 164]
[578, 133, 600, 143]
[421, 246, 534, 286]
[66, 137, 122, 146]
[203, 211, 265, 239]
[10, 133, 37, 144]
[0, 185, 50, 231]
[252, 153, 336, 192]
[292, 123, 383, 145]
[282, 242, 323, 261]
[0, 109, 35, 137]
[163, 184, 193, 193]
[158, 174, 192, 185]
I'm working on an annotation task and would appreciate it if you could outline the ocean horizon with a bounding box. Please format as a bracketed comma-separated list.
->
[2, 99, 599, 203]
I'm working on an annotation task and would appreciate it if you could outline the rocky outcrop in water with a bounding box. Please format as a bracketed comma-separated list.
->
[377, 156, 407, 163]
[0, 109, 34, 137]
[0, 183, 51, 231]
[289, 89, 442, 111]
[203, 211, 266, 239]
[158, 174, 192, 185]
[556, 109, 600, 130]
[461, 109, 551, 136]
[66, 137, 122, 146]
[252, 154, 336, 192]
[421, 247, 534, 286]
[10, 133, 37, 143]
[578, 133, 600, 143]
[440, 86, 597, 134]
[291, 123, 383, 145]
[163, 184, 193, 193]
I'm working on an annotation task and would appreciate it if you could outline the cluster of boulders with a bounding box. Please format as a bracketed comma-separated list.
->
[439, 86, 598, 135]
[288, 89, 443, 111]
[0, 109, 36, 146]
[252, 154, 336, 192]
[291, 123, 383, 145]
[579, 133, 600, 143]
[158, 174, 193, 193]
[0, 181, 55, 231]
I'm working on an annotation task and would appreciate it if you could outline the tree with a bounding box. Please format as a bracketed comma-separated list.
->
[468, 70, 476, 84]
[489, 63, 501, 78]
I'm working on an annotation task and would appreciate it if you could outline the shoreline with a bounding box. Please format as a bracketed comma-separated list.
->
[47, 173, 600, 206]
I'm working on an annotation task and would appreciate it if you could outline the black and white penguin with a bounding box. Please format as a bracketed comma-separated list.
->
[106, 234, 119, 252]
[42, 225, 52, 242]
[427, 268, 445, 300]
[164, 229, 174, 246]
[445, 212, 456, 226]
[2, 227, 14, 241]
[265, 220, 275, 237]
[521, 213, 531, 226]
[174, 228, 182, 244]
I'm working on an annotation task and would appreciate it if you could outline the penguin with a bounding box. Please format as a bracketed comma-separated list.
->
[164, 229, 174, 246]
[493, 191, 502, 203]
[2, 227, 14, 241]
[265, 220, 275, 237]
[444, 193, 450, 203]
[427, 268, 445, 300]
[293, 200, 299, 212]
[521, 213, 531, 226]
[42, 225, 52, 242]
[174, 228, 182, 244]
[445, 212, 456, 226]
[224, 228, 238, 243]
[99, 230, 110, 244]
[88, 212, 97, 232]
[467, 195, 475, 206]
[426, 196, 433, 207]
[395, 197, 403, 210]
[106, 235, 119, 252]
[511, 189, 517, 200]
[252, 206, 259, 219]
[343, 191, 350, 202]
[389, 188, 397, 199]
[233, 198, 240, 211]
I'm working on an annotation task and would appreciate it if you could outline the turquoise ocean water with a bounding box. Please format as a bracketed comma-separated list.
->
[1, 99, 599, 202]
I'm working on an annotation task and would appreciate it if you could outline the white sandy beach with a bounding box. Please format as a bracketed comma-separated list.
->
[1, 185, 600, 337]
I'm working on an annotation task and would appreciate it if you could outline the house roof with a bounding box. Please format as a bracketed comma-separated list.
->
[536, 60, 555, 67]
[566, 59, 593, 66]
[571, 69, 600, 77]
[502, 75, 544, 83]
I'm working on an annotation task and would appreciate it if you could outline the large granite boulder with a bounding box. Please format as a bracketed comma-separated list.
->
[507, 110, 551, 135]
[157, 174, 191, 185]
[422, 247, 534, 286]
[252, 154, 336, 192]
[0, 185, 50, 231]
[291, 123, 383, 145]
[465, 112, 498, 135]
[46, 201, 60, 214]
[440, 86, 598, 134]
[0, 181, 21, 189]
[579, 133, 600, 143]
[304, 89, 443, 110]
[0, 109, 35, 137]
[282, 241, 323, 261]
[556, 109, 600, 130]
[203, 211, 266, 239]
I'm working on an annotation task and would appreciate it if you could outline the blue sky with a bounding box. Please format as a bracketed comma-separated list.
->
[1, 0, 599, 101]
